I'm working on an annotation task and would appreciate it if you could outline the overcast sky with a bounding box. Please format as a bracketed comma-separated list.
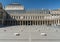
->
[0, 0, 60, 9]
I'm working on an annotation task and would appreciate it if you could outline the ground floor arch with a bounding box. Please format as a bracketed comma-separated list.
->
[3, 19, 60, 26]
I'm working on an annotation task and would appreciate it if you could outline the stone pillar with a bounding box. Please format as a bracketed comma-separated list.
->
[30, 21, 31, 25]
[11, 21, 14, 25]
[10, 21, 11, 25]
[47, 20, 48, 25]
[2, 21, 3, 26]
[31, 21, 32, 25]
[55, 20, 56, 24]
[27, 21, 28, 25]
[37, 21, 38, 25]
[20, 21, 22, 25]
[53, 20, 54, 24]
[36, 21, 37, 25]
[58, 20, 59, 25]
[24, 21, 26, 25]
[26, 21, 27, 25]
[35, 21, 37, 25]
[53, 20, 55, 24]
[15, 21, 16, 25]
[56, 20, 57, 24]
[25, 21, 27, 25]
[34, 21, 35, 25]
[22, 21, 23, 25]
[41, 21, 42, 25]
[54, 20, 55, 24]
[20, 21, 21, 25]
[6, 21, 7, 26]
[41, 21, 43, 25]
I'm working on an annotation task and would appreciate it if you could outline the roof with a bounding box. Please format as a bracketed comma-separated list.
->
[26, 9, 50, 14]
[6, 9, 50, 14]
[5, 3, 24, 10]
[6, 10, 26, 14]
[8, 3, 22, 6]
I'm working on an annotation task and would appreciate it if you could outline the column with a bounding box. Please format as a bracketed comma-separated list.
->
[38, 21, 39, 25]
[11, 21, 15, 25]
[43, 21, 44, 25]
[36, 21, 37, 25]
[26, 21, 27, 25]
[25, 21, 26, 25]
[10, 21, 11, 25]
[15, 21, 16, 25]
[21, 21, 22, 25]
[54, 20, 56, 24]
[25, 21, 27, 25]
[48, 20, 49, 25]
[30, 21, 31, 25]
[58, 20, 59, 25]
[53, 20, 54, 24]
[42, 20, 43, 25]
[22, 21, 23, 25]
[33, 21, 34, 25]
[34, 21, 36, 25]
[37, 21, 38, 25]
[47, 20, 48, 25]
[41, 21, 42, 25]
[20, 21, 21, 25]
[2, 19, 4, 26]
[53, 20, 55, 24]
[6, 21, 8, 26]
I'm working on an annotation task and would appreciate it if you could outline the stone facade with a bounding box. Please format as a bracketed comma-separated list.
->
[0, 3, 60, 26]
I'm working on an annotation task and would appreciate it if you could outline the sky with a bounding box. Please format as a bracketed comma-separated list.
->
[0, 0, 60, 9]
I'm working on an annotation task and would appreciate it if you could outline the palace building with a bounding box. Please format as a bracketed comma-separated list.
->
[0, 3, 60, 26]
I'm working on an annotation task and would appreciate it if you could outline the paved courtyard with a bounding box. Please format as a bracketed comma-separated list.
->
[0, 25, 60, 42]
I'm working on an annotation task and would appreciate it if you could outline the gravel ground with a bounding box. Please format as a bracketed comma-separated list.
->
[0, 25, 60, 42]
